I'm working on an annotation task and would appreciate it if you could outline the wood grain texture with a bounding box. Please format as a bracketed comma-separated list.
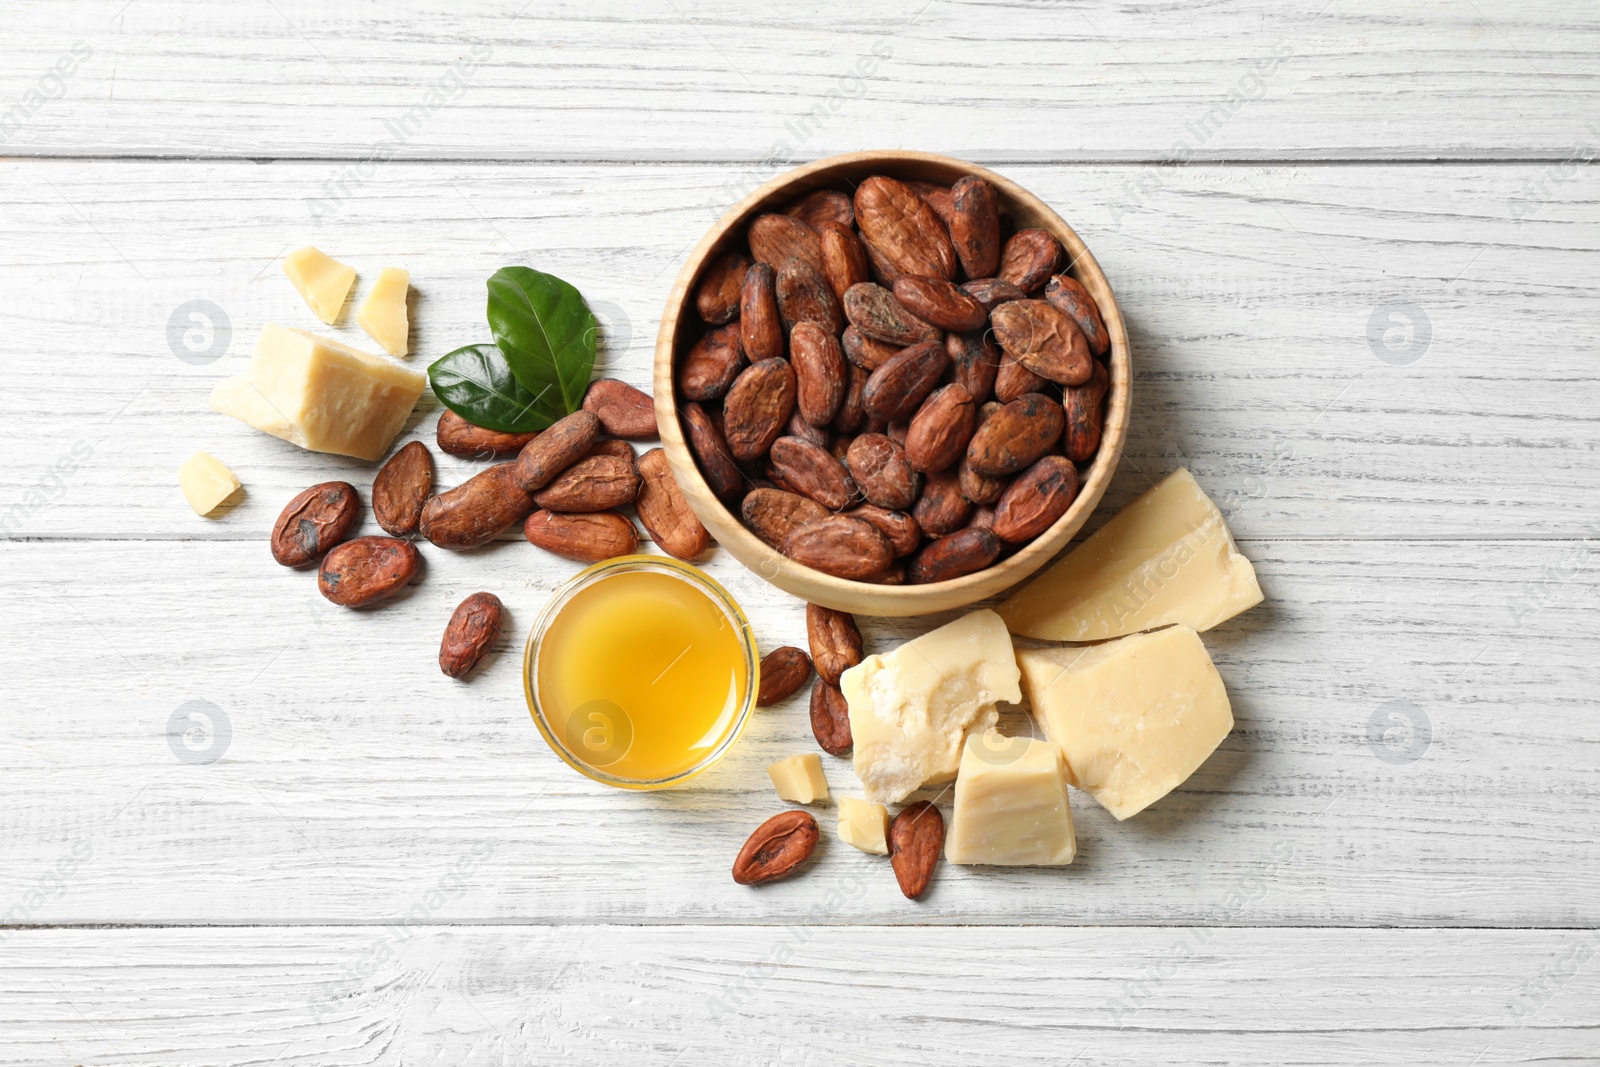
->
[0, 926, 1595, 1066]
[1, 160, 1597, 541]
[3, 1, 1599, 160]
[2, 536, 1595, 925]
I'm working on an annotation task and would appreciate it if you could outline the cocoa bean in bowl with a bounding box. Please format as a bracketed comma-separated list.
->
[654, 151, 1129, 616]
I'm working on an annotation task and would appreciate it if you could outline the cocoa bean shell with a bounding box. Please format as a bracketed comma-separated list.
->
[439, 592, 504, 679]
[317, 536, 421, 607]
[271, 480, 360, 568]
[372, 442, 433, 537]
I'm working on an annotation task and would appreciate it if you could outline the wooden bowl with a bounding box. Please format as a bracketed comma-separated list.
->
[653, 150, 1131, 617]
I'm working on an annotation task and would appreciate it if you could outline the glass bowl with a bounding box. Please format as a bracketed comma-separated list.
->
[523, 554, 759, 790]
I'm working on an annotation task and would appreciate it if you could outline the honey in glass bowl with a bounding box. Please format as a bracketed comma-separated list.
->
[525, 556, 758, 789]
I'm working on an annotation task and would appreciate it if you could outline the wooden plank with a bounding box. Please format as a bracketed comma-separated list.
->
[3, 1, 1599, 160]
[1, 160, 1597, 540]
[0, 925, 1595, 1065]
[1, 536, 1595, 926]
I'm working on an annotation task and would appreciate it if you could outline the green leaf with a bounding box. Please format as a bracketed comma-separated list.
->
[428, 343, 556, 433]
[485, 266, 597, 419]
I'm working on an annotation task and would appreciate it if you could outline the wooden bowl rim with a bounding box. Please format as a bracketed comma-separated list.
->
[653, 149, 1132, 616]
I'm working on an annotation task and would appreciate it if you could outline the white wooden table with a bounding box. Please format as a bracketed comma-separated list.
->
[3, 2, 1598, 1063]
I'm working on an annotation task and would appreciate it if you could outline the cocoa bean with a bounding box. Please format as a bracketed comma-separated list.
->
[436, 410, 538, 459]
[739, 262, 784, 363]
[845, 504, 922, 558]
[1044, 272, 1111, 356]
[958, 458, 1007, 506]
[420, 463, 536, 549]
[372, 442, 433, 537]
[904, 383, 976, 474]
[831, 362, 869, 435]
[948, 176, 1001, 279]
[533, 454, 640, 513]
[681, 401, 744, 500]
[784, 188, 854, 230]
[790, 321, 847, 426]
[994, 350, 1049, 402]
[732, 810, 819, 886]
[892, 275, 986, 332]
[757, 646, 814, 707]
[742, 488, 828, 549]
[965, 393, 1064, 477]
[513, 410, 601, 491]
[854, 176, 958, 280]
[786, 408, 831, 449]
[776, 256, 844, 335]
[723, 358, 796, 461]
[439, 592, 503, 679]
[769, 436, 857, 511]
[523, 509, 639, 563]
[842, 283, 940, 347]
[889, 801, 944, 899]
[862, 340, 948, 423]
[271, 480, 359, 568]
[962, 277, 1027, 313]
[912, 468, 971, 537]
[582, 379, 659, 439]
[845, 433, 917, 511]
[1063, 361, 1109, 463]
[747, 213, 824, 274]
[783, 516, 891, 580]
[678, 322, 746, 402]
[806, 603, 864, 686]
[635, 448, 712, 560]
[842, 325, 900, 371]
[908, 527, 1001, 584]
[819, 221, 871, 302]
[694, 250, 749, 325]
[317, 536, 421, 607]
[990, 300, 1092, 386]
[810, 679, 853, 756]
[945, 329, 1000, 404]
[992, 455, 1079, 543]
[998, 228, 1062, 293]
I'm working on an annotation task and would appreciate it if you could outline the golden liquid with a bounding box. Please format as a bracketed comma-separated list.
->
[536, 569, 748, 782]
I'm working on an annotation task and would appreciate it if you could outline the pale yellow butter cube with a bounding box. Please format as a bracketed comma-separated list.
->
[357, 267, 410, 356]
[837, 797, 889, 855]
[768, 753, 829, 804]
[999, 468, 1262, 641]
[1017, 626, 1233, 821]
[947, 733, 1075, 866]
[178, 451, 240, 516]
[283, 246, 357, 325]
[841, 609, 1021, 804]
[211, 324, 426, 461]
